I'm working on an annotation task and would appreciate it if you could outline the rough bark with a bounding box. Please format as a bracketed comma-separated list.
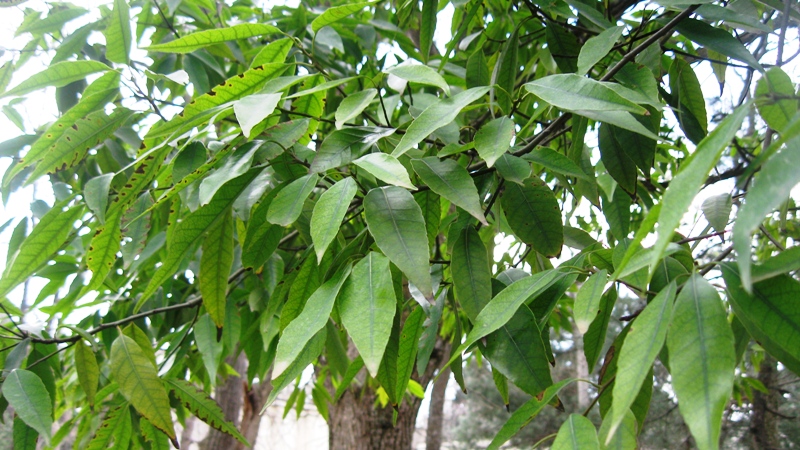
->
[328, 336, 448, 450]
[750, 356, 781, 450]
[425, 367, 449, 450]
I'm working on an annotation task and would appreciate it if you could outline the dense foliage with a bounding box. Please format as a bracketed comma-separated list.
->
[0, 0, 797, 448]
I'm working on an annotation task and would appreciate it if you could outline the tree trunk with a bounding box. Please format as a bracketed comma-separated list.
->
[425, 367, 449, 450]
[750, 356, 780, 450]
[201, 354, 246, 450]
[328, 337, 447, 450]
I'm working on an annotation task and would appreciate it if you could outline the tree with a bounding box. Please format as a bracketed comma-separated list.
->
[0, 0, 798, 449]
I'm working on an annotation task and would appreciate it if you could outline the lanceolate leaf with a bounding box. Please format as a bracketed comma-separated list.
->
[311, 177, 358, 263]
[451, 226, 492, 321]
[754, 67, 797, 132]
[552, 414, 601, 450]
[364, 186, 432, 298]
[573, 270, 608, 334]
[667, 275, 735, 450]
[265, 330, 326, 407]
[74, 340, 100, 408]
[1, 60, 110, 98]
[273, 264, 352, 378]
[0, 202, 83, 299]
[234, 92, 282, 139]
[577, 26, 624, 76]
[267, 173, 319, 226]
[83, 210, 122, 294]
[419, 0, 436, 62]
[721, 264, 800, 375]
[147, 63, 286, 139]
[28, 108, 134, 183]
[387, 64, 450, 96]
[675, 19, 762, 70]
[339, 253, 397, 377]
[139, 169, 262, 309]
[200, 208, 234, 327]
[392, 86, 490, 157]
[335, 89, 377, 129]
[487, 378, 574, 450]
[494, 27, 519, 114]
[13, 417, 38, 450]
[474, 116, 514, 168]
[501, 177, 563, 257]
[110, 335, 176, 440]
[411, 157, 486, 224]
[395, 306, 425, 398]
[733, 141, 800, 291]
[524, 75, 647, 115]
[86, 403, 131, 450]
[166, 379, 249, 445]
[194, 314, 224, 382]
[523, 147, 592, 181]
[104, 0, 131, 63]
[354, 153, 416, 190]
[607, 282, 676, 443]
[145, 24, 280, 53]
[4, 369, 53, 443]
[312, 2, 373, 32]
[651, 104, 748, 272]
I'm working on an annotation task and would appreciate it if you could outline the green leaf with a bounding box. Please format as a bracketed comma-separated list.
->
[145, 23, 280, 53]
[139, 169, 261, 309]
[8, 71, 119, 182]
[86, 403, 131, 450]
[199, 144, 261, 207]
[16, 7, 87, 35]
[606, 282, 675, 443]
[199, 208, 234, 327]
[74, 341, 100, 408]
[84, 173, 115, 224]
[545, 23, 580, 73]
[110, 335, 175, 440]
[13, 416, 38, 450]
[267, 173, 319, 226]
[28, 108, 134, 183]
[395, 306, 425, 399]
[311, 177, 358, 263]
[354, 153, 416, 190]
[675, 19, 762, 70]
[0, 202, 84, 299]
[493, 27, 519, 114]
[147, 63, 286, 139]
[339, 253, 397, 377]
[669, 58, 708, 142]
[364, 186, 432, 298]
[419, 0, 436, 62]
[265, 329, 326, 408]
[452, 226, 492, 321]
[311, 127, 381, 172]
[335, 89, 377, 129]
[233, 92, 282, 138]
[104, 0, 131, 63]
[599, 408, 638, 450]
[734, 140, 800, 290]
[273, 264, 352, 378]
[411, 157, 487, 225]
[700, 193, 731, 233]
[523, 147, 592, 181]
[598, 124, 638, 194]
[194, 314, 223, 382]
[495, 154, 532, 184]
[166, 379, 248, 445]
[650, 104, 748, 272]
[667, 275, 735, 450]
[281, 257, 321, 331]
[721, 264, 800, 375]
[312, 2, 373, 32]
[1, 60, 109, 98]
[524, 75, 647, 115]
[415, 190, 441, 249]
[474, 117, 514, 168]
[448, 269, 564, 369]
[485, 304, 554, 396]
[552, 414, 600, 450]
[387, 64, 450, 96]
[577, 26, 624, 76]
[602, 188, 631, 240]
[4, 369, 52, 444]
[501, 177, 563, 257]
[487, 378, 574, 450]
[573, 269, 608, 334]
[121, 193, 153, 268]
[755, 67, 797, 132]
[466, 50, 490, 89]
[751, 246, 800, 282]
[251, 38, 294, 67]
[583, 287, 616, 369]
[140, 417, 171, 450]
[392, 86, 490, 157]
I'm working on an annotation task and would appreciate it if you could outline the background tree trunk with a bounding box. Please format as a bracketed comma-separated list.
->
[425, 367, 449, 450]
[750, 356, 780, 450]
[328, 337, 447, 450]
[201, 354, 246, 450]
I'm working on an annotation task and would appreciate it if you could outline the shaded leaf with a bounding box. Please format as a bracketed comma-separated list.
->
[501, 177, 563, 257]
[86, 403, 131, 450]
[411, 157, 486, 224]
[74, 341, 99, 408]
[524, 147, 592, 181]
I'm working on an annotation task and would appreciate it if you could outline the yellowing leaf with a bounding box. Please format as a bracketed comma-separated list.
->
[145, 23, 280, 53]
